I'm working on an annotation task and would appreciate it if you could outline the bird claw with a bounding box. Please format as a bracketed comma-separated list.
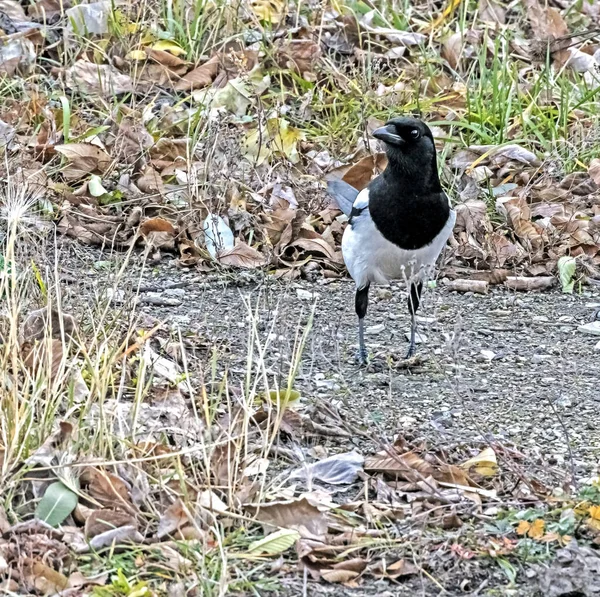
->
[355, 348, 368, 365]
[405, 344, 416, 360]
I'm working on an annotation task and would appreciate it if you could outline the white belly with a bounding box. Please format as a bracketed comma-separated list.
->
[342, 210, 456, 289]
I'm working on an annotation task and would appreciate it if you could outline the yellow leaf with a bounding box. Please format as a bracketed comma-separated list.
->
[243, 118, 305, 166]
[587, 517, 600, 532]
[461, 447, 498, 477]
[589, 505, 600, 520]
[516, 520, 530, 536]
[126, 50, 148, 61]
[528, 519, 545, 539]
[152, 40, 187, 56]
[250, 0, 285, 24]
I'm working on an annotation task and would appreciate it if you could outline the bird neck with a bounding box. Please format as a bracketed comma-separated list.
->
[384, 150, 442, 195]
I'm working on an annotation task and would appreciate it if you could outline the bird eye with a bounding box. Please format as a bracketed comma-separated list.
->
[410, 129, 420, 139]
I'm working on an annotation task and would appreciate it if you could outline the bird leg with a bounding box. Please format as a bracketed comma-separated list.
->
[355, 284, 370, 364]
[406, 281, 423, 359]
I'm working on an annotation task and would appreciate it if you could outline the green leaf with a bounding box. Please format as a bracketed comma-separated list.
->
[248, 528, 300, 555]
[35, 481, 78, 527]
[557, 256, 576, 294]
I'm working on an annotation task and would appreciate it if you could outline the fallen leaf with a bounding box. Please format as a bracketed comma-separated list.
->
[84, 509, 136, 539]
[248, 528, 300, 555]
[340, 153, 388, 191]
[22, 338, 65, 382]
[173, 55, 219, 91]
[246, 496, 330, 537]
[55, 143, 111, 180]
[526, 0, 569, 40]
[320, 569, 359, 583]
[364, 450, 434, 480]
[81, 468, 131, 509]
[217, 242, 266, 268]
[65, 60, 146, 95]
[35, 481, 78, 527]
[589, 159, 600, 185]
[250, 0, 284, 23]
[461, 447, 498, 477]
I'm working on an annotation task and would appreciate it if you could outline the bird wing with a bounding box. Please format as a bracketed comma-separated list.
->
[326, 179, 360, 217]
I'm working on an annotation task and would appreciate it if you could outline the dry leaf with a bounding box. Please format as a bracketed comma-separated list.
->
[81, 468, 131, 509]
[526, 0, 568, 40]
[320, 569, 359, 583]
[217, 242, 266, 268]
[55, 143, 111, 180]
[22, 338, 64, 382]
[174, 55, 219, 91]
[84, 509, 136, 539]
[136, 166, 165, 195]
[65, 61, 146, 95]
[339, 154, 388, 191]
[246, 496, 329, 537]
[364, 450, 434, 480]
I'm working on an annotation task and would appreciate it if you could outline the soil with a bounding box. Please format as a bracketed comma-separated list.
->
[56, 240, 600, 596]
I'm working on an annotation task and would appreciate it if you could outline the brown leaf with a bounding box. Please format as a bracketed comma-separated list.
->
[22, 307, 77, 342]
[157, 499, 192, 539]
[136, 166, 165, 195]
[81, 468, 131, 509]
[479, 0, 506, 24]
[288, 237, 343, 264]
[275, 38, 321, 77]
[442, 32, 463, 70]
[369, 557, 418, 579]
[501, 197, 544, 251]
[364, 450, 434, 480]
[65, 60, 148, 95]
[320, 569, 359, 583]
[246, 496, 329, 537]
[173, 55, 220, 91]
[55, 143, 111, 180]
[146, 47, 188, 68]
[23, 559, 69, 594]
[338, 154, 387, 191]
[22, 338, 64, 381]
[85, 509, 136, 539]
[526, 0, 568, 40]
[436, 464, 476, 487]
[139, 217, 175, 235]
[217, 242, 266, 268]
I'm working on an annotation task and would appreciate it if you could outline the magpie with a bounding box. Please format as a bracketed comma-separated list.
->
[328, 117, 456, 364]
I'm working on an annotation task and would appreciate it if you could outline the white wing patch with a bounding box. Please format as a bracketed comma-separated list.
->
[352, 188, 370, 211]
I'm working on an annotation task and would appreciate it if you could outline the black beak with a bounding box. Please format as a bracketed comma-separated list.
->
[372, 125, 403, 146]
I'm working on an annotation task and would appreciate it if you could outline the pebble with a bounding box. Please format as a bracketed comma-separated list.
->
[164, 288, 186, 298]
[595, 340, 600, 351]
[480, 349, 496, 361]
[375, 288, 393, 300]
[296, 289, 315, 300]
[367, 324, 385, 335]
[416, 316, 436, 324]
[578, 321, 600, 336]
[532, 315, 549, 322]
[532, 354, 554, 364]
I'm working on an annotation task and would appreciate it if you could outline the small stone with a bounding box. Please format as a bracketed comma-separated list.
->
[595, 340, 600, 351]
[585, 302, 600, 308]
[375, 288, 393, 300]
[164, 288, 186, 298]
[480, 349, 495, 361]
[296, 289, 315, 300]
[367, 324, 385, 334]
[578, 322, 600, 336]
[533, 315, 549, 322]
[405, 331, 427, 343]
[558, 315, 574, 323]
[532, 354, 553, 364]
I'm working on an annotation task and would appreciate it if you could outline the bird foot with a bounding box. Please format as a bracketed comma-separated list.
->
[405, 343, 417, 360]
[355, 348, 368, 366]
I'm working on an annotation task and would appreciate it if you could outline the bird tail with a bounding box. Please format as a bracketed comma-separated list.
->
[326, 179, 359, 217]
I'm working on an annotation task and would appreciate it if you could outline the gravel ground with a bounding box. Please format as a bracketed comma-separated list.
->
[57, 242, 600, 595]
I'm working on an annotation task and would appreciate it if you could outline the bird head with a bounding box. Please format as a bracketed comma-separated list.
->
[372, 116, 440, 189]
